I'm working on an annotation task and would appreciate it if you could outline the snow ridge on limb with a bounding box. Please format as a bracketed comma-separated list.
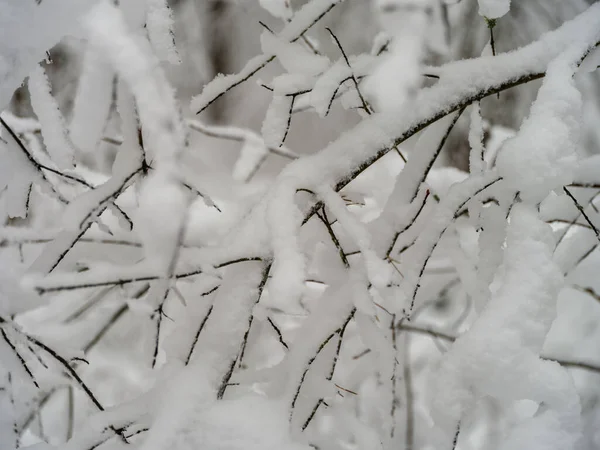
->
[190, 0, 345, 114]
[428, 48, 588, 450]
[145, 0, 181, 65]
[430, 204, 581, 450]
[28, 64, 76, 170]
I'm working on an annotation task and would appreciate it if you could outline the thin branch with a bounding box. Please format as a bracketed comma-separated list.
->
[280, 95, 297, 147]
[301, 309, 355, 431]
[326, 28, 371, 114]
[407, 177, 502, 316]
[187, 119, 298, 160]
[390, 314, 398, 438]
[290, 332, 337, 422]
[571, 284, 600, 303]
[185, 285, 220, 365]
[236, 263, 272, 369]
[194, 0, 340, 114]
[1, 329, 39, 388]
[35, 257, 262, 293]
[217, 263, 271, 399]
[386, 190, 431, 258]
[25, 334, 128, 442]
[563, 186, 600, 242]
[0, 116, 68, 204]
[403, 334, 414, 450]
[395, 323, 600, 374]
[267, 317, 289, 350]
[317, 208, 350, 268]
[452, 421, 461, 450]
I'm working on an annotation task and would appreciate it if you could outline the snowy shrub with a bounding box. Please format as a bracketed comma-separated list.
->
[2, 1, 600, 449]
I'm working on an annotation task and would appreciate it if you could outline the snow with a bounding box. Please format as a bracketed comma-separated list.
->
[134, 171, 189, 271]
[143, 377, 310, 450]
[145, 0, 181, 65]
[190, 0, 343, 114]
[468, 102, 485, 176]
[430, 204, 581, 448]
[84, 1, 186, 168]
[262, 93, 294, 148]
[28, 65, 75, 169]
[496, 51, 583, 204]
[400, 171, 501, 314]
[474, 203, 508, 311]
[233, 135, 269, 182]
[266, 181, 306, 307]
[3, 1, 600, 449]
[0, 119, 39, 219]
[260, 31, 329, 77]
[310, 54, 373, 117]
[573, 154, 600, 186]
[69, 45, 115, 154]
[184, 263, 264, 391]
[317, 184, 391, 289]
[478, 0, 511, 20]
[259, 0, 293, 20]
[366, 0, 428, 114]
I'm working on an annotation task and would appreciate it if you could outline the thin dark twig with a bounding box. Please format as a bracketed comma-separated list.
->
[565, 243, 598, 277]
[43, 166, 143, 274]
[65, 286, 116, 323]
[280, 95, 297, 147]
[414, 108, 466, 202]
[563, 186, 600, 242]
[25, 334, 129, 442]
[390, 314, 398, 438]
[395, 323, 600, 374]
[181, 182, 222, 212]
[290, 332, 337, 422]
[0, 117, 68, 204]
[452, 421, 461, 450]
[404, 334, 414, 450]
[386, 190, 431, 258]
[267, 317, 289, 350]
[17, 285, 148, 437]
[317, 208, 350, 268]
[195, 1, 340, 114]
[35, 257, 263, 293]
[187, 119, 298, 160]
[217, 263, 271, 399]
[302, 309, 355, 431]
[236, 264, 272, 369]
[185, 286, 220, 365]
[151, 196, 193, 370]
[407, 177, 502, 316]
[1, 329, 39, 388]
[83, 304, 129, 353]
[572, 284, 600, 303]
[326, 28, 371, 114]
[8, 372, 18, 449]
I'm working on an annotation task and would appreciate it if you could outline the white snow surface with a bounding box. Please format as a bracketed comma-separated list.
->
[430, 204, 581, 448]
[478, 0, 511, 19]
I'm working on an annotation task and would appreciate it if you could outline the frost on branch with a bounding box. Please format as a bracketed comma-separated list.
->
[496, 52, 583, 204]
[28, 65, 75, 169]
[430, 205, 581, 450]
[2, 1, 600, 450]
